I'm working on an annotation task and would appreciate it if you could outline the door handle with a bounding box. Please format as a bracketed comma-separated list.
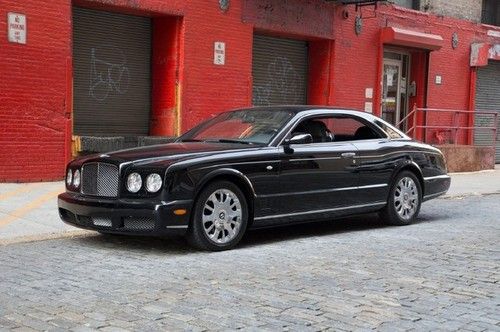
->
[341, 152, 356, 158]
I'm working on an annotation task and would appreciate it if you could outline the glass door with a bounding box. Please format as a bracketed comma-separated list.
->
[382, 59, 402, 126]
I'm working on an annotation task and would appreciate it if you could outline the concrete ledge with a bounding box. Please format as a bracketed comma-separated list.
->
[78, 136, 176, 154]
[436, 145, 495, 172]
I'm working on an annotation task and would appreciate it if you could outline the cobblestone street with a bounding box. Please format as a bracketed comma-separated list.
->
[0, 195, 499, 331]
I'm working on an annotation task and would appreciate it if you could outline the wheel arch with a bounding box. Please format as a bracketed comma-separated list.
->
[391, 160, 425, 195]
[193, 168, 256, 225]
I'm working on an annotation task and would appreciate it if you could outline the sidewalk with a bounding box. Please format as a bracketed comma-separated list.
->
[0, 166, 499, 244]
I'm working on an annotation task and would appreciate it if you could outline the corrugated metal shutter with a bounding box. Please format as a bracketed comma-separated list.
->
[252, 35, 308, 106]
[475, 60, 500, 163]
[73, 7, 151, 136]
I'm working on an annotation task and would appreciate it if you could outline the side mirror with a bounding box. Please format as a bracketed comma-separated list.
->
[283, 133, 312, 154]
[287, 133, 313, 145]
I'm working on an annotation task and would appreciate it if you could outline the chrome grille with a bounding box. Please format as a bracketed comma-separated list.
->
[81, 163, 119, 197]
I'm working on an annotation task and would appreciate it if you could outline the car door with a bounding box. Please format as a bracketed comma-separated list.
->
[273, 115, 360, 219]
[278, 141, 359, 216]
[339, 116, 400, 205]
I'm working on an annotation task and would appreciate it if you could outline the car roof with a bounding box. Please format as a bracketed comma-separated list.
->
[231, 105, 377, 120]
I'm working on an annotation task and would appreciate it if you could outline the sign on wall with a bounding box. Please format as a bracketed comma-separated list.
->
[7, 12, 26, 44]
[214, 41, 225, 65]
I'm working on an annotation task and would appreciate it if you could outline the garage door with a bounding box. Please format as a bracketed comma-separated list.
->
[73, 7, 151, 136]
[252, 35, 308, 106]
[475, 60, 500, 163]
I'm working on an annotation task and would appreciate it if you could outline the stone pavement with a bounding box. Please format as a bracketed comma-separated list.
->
[0, 195, 499, 331]
[0, 165, 499, 244]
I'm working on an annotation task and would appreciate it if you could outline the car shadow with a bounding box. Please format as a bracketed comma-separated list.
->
[72, 209, 449, 254]
[240, 210, 450, 249]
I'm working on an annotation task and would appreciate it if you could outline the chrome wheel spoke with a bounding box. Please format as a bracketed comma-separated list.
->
[394, 176, 419, 221]
[202, 188, 242, 244]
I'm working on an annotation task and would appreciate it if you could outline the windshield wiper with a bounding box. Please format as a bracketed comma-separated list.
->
[178, 138, 205, 142]
[215, 139, 256, 145]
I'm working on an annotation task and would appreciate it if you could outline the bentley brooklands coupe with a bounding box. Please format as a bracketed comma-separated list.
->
[58, 106, 450, 250]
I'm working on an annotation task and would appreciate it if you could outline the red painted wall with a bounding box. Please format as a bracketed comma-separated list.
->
[0, 0, 498, 181]
[0, 0, 71, 182]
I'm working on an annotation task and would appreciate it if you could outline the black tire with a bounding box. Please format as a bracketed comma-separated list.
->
[380, 171, 422, 226]
[187, 180, 249, 251]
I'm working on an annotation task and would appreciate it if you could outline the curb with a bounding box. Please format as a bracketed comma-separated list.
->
[0, 230, 93, 246]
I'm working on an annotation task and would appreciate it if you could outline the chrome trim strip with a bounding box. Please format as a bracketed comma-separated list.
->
[196, 160, 280, 171]
[289, 156, 342, 162]
[166, 225, 188, 229]
[356, 150, 443, 159]
[254, 201, 386, 221]
[423, 190, 448, 200]
[423, 175, 451, 181]
[258, 183, 388, 198]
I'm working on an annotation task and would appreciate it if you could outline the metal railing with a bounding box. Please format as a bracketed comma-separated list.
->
[396, 105, 499, 147]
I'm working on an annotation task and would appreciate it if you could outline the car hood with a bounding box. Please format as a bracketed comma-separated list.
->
[78, 142, 258, 168]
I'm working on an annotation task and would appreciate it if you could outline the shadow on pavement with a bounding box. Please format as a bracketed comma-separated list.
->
[71, 210, 448, 254]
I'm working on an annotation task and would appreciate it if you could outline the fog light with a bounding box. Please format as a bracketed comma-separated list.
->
[66, 169, 73, 186]
[146, 173, 162, 193]
[73, 169, 81, 188]
[126, 173, 142, 193]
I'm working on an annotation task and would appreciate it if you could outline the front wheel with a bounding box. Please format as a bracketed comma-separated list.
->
[187, 181, 248, 251]
[380, 171, 422, 225]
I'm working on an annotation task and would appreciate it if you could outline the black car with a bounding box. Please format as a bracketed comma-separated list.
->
[58, 106, 450, 250]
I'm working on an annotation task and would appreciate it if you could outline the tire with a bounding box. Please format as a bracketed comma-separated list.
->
[187, 180, 249, 251]
[380, 171, 422, 226]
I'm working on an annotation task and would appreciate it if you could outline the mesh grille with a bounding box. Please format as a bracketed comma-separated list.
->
[123, 217, 155, 231]
[92, 217, 112, 227]
[81, 163, 119, 197]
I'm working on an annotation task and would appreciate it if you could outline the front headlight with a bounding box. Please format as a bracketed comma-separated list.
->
[73, 169, 81, 188]
[126, 173, 142, 193]
[66, 169, 73, 186]
[146, 173, 162, 193]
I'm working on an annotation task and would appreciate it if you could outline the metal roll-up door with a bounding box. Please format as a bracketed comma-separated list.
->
[73, 7, 151, 136]
[252, 35, 308, 106]
[475, 60, 500, 163]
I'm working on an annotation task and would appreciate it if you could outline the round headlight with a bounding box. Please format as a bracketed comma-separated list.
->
[73, 169, 81, 188]
[146, 173, 162, 193]
[126, 173, 142, 193]
[66, 169, 73, 186]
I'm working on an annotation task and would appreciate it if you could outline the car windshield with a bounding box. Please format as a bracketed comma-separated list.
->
[178, 109, 294, 145]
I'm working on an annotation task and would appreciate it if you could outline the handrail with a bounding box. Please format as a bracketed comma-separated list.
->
[395, 106, 498, 147]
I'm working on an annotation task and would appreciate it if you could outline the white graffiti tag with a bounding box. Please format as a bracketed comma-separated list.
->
[253, 57, 301, 106]
[89, 48, 130, 101]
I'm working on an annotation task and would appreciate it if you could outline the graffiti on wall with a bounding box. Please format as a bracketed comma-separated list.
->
[89, 48, 130, 101]
[253, 56, 302, 106]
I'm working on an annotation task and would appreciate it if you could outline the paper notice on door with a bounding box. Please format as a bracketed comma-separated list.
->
[387, 75, 394, 87]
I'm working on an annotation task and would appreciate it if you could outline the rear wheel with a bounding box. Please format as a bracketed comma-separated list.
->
[380, 171, 422, 225]
[187, 181, 248, 251]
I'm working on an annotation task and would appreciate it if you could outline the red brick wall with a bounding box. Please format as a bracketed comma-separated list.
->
[0, 0, 71, 182]
[331, 4, 500, 144]
[0, 0, 498, 181]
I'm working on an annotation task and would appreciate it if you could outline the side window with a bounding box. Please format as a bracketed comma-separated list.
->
[292, 117, 334, 143]
[326, 116, 383, 141]
[290, 115, 383, 144]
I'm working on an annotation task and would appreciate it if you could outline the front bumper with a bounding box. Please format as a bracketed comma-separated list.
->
[58, 192, 192, 236]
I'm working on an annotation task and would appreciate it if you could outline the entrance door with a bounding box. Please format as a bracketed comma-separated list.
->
[382, 51, 411, 130]
[382, 59, 402, 126]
